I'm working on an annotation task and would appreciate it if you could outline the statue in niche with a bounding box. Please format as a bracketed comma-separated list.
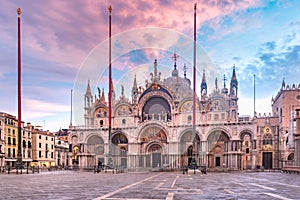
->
[98, 87, 101, 98]
[121, 85, 124, 97]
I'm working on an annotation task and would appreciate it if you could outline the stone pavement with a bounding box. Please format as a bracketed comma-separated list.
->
[0, 170, 300, 199]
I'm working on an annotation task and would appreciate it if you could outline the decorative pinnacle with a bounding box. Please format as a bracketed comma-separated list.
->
[17, 8, 22, 17]
[108, 5, 112, 13]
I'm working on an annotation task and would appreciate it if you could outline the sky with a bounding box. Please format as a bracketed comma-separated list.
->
[0, 0, 299, 131]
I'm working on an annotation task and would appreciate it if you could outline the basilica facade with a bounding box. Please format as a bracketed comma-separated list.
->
[69, 58, 300, 171]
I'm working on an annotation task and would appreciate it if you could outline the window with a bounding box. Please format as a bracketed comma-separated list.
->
[297, 95, 300, 100]
[221, 113, 225, 120]
[39, 151, 42, 158]
[51, 152, 54, 159]
[46, 144, 48, 150]
[8, 128, 11, 135]
[28, 141, 32, 148]
[122, 119, 126, 125]
[28, 132, 31, 137]
[12, 138, 16, 146]
[28, 150, 31, 158]
[100, 120, 104, 127]
[39, 135, 42, 139]
[13, 149, 15, 157]
[13, 130, 15, 136]
[46, 136, 48, 140]
[263, 134, 272, 145]
[45, 152, 48, 158]
[23, 131, 25, 136]
[246, 148, 250, 154]
[8, 137, 11, 145]
[214, 114, 219, 120]
[51, 144, 53, 149]
[51, 138, 53, 141]
[187, 116, 192, 123]
[8, 148, 11, 157]
[23, 140, 26, 148]
[39, 143, 41, 148]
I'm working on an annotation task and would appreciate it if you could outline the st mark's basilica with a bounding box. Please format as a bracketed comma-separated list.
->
[69, 57, 300, 171]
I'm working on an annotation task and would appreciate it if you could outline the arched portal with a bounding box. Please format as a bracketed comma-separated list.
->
[207, 130, 230, 169]
[179, 130, 201, 167]
[86, 135, 104, 155]
[240, 131, 253, 170]
[82, 135, 105, 168]
[138, 125, 168, 168]
[111, 132, 128, 168]
[147, 143, 163, 168]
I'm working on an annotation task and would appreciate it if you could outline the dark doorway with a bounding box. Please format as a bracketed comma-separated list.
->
[263, 152, 272, 169]
[216, 157, 221, 167]
[152, 152, 161, 168]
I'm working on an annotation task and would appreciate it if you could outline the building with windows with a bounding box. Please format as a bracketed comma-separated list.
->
[54, 136, 69, 168]
[22, 123, 33, 168]
[69, 58, 300, 171]
[32, 129, 55, 168]
[0, 112, 19, 168]
[0, 114, 5, 169]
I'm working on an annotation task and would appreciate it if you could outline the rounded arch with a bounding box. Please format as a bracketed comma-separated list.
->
[84, 133, 105, 144]
[178, 98, 201, 113]
[209, 97, 228, 111]
[114, 103, 132, 117]
[86, 134, 104, 155]
[141, 96, 171, 121]
[239, 129, 255, 141]
[138, 124, 168, 143]
[146, 142, 164, 153]
[111, 132, 128, 145]
[94, 106, 108, 118]
[207, 130, 230, 143]
[70, 133, 79, 144]
[179, 128, 201, 142]
[287, 153, 294, 160]
[206, 127, 231, 141]
[138, 90, 174, 117]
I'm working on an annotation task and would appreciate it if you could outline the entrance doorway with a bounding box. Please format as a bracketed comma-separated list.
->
[148, 144, 162, 168]
[263, 152, 272, 169]
[152, 152, 161, 168]
[216, 157, 221, 167]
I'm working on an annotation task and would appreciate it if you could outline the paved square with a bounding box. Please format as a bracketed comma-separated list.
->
[0, 171, 299, 199]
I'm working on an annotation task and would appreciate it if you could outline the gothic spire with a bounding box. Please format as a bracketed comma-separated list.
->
[231, 64, 237, 81]
[282, 78, 286, 89]
[85, 80, 92, 96]
[100, 88, 106, 103]
[230, 65, 238, 97]
[133, 74, 137, 89]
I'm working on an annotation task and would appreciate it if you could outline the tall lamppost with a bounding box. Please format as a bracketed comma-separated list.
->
[16, 7, 23, 172]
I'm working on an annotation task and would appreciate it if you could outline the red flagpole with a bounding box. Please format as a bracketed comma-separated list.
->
[108, 5, 112, 166]
[193, 3, 197, 131]
[17, 8, 21, 128]
[17, 7, 23, 171]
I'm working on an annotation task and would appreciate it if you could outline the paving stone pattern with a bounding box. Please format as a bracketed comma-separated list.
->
[0, 171, 299, 200]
